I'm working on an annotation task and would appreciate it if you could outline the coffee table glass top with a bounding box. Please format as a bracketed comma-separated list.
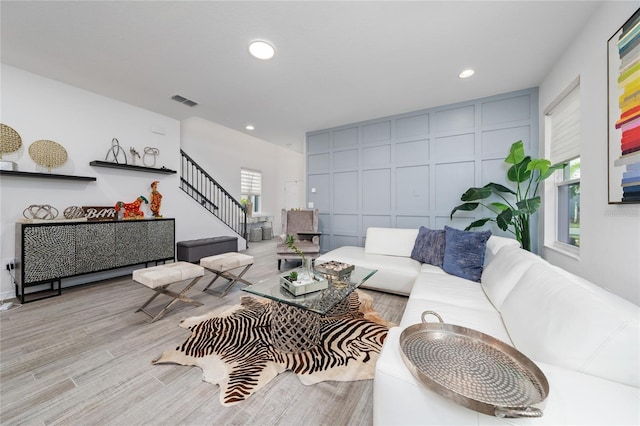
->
[243, 264, 377, 315]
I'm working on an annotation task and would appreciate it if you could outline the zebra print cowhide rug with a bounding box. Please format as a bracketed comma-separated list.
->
[153, 290, 393, 406]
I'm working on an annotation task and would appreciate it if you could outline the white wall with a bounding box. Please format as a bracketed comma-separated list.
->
[539, 1, 640, 305]
[0, 65, 300, 300]
[180, 117, 305, 237]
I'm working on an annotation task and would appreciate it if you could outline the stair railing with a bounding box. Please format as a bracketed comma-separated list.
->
[180, 150, 247, 241]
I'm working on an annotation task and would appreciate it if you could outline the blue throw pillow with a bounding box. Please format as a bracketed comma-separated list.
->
[410, 226, 446, 267]
[442, 226, 491, 282]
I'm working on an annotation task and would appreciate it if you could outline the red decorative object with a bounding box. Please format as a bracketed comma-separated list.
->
[150, 180, 163, 218]
[115, 196, 148, 220]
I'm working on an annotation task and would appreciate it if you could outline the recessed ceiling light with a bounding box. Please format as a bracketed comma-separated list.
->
[248, 40, 275, 60]
[245, 124, 255, 131]
[459, 69, 475, 79]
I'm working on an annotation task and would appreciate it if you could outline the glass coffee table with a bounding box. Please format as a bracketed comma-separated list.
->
[243, 264, 377, 353]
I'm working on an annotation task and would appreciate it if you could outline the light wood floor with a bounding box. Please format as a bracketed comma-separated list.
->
[0, 239, 407, 426]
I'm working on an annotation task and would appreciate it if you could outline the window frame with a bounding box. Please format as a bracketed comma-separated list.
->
[543, 78, 581, 258]
[241, 168, 262, 214]
[554, 159, 580, 251]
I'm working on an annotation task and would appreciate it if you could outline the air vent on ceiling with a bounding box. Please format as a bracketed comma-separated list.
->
[171, 94, 198, 107]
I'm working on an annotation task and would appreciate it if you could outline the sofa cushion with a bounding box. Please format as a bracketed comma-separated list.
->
[501, 262, 640, 388]
[481, 245, 543, 309]
[365, 227, 419, 257]
[411, 272, 499, 312]
[484, 234, 521, 266]
[410, 226, 445, 266]
[315, 246, 419, 296]
[400, 298, 513, 343]
[442, 226, 491, 282]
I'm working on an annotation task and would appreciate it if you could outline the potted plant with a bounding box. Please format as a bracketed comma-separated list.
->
[241, 198, 252, 218]
[285, 234, 313, 281]
[450, 140, 563, 251]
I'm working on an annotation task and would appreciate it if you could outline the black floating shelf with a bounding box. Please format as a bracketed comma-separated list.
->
[89, 160, 177, 174]
[0, 170, 96, 181]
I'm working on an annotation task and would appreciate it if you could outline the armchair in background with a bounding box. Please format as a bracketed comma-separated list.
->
[276, 209, 320, 270]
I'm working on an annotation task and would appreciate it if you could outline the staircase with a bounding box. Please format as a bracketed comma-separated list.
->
[180, 150, 247, 241]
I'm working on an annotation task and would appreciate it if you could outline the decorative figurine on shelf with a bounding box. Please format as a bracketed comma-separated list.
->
[150, 180, 163, 218]
[115, 196, 148, 220]
[63, 206, 86, 219]
[143, 147, 160, 167]
[129, 147, 141, 165]
[105, 138, 127, 164]
[23, 204, 59, 220]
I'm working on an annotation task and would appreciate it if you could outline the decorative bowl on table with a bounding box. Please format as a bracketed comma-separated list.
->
[315, 261, 354, 288]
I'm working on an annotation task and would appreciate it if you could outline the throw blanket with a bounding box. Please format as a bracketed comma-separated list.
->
[153, 290, 393, 405]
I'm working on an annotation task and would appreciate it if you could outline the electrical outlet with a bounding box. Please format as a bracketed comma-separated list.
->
[3, 259, 15, 271]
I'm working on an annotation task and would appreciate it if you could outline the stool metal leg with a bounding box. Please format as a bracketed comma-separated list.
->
[203, 263, 253, 297]
[137, 276, 204, 322]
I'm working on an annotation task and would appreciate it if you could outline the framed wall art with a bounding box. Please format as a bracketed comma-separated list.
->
[608, 7, 640, 203]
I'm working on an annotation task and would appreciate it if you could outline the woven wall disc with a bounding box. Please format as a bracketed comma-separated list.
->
[0, 123, 22, 157]
[28, 139, 68, 171]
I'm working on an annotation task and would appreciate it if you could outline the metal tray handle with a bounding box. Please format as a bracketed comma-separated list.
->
[495, 406, 544, 418]
[421, 310, 444, 324]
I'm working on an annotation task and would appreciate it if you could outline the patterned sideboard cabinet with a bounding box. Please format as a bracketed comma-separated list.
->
[15, 218, 175, 303]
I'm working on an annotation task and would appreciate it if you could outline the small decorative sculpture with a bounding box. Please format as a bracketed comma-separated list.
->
[143, 147, 160, 167]
[130, 147, 141, 165]
[105, 138, 127, 164]
[150, 180, 163, 218]
[115, 196, 148, 220]
[23, 204, 59, 220]
[63, 206, 86, 219]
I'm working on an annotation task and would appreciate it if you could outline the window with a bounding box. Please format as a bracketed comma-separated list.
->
[545, 80, 581, 251]
[555, 158, 581, 247]
[241, 168, 261, 213]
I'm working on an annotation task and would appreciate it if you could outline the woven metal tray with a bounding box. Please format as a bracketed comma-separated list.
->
[400, 311, 549, 418]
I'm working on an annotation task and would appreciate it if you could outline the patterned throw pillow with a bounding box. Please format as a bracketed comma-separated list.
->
[442, 226, 491, 282]
[410, 226, 446, 267]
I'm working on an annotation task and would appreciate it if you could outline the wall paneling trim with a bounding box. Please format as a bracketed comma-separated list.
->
[307, 88, 539, 252]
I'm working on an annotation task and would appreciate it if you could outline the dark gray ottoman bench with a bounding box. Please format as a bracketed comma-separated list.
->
[176, 236, 238, 263]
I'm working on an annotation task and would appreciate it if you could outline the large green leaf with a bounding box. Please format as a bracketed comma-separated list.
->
[505, 140, 525, 165]
[496, 209, 513, 230]
[484, 182, 516, 195]
[460, 187, 492, 201]
[538, 163, 565, 181]
[507, 156, 531, 183]
[464, 218, 492, 230]
[516, 196, 541, 214]
[450, 202, 479, 219]
[489, 202, 510, 211]
[527, 158, 551, 175]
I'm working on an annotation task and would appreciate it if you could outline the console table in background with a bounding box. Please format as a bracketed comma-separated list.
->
[14, 218, 175, 303]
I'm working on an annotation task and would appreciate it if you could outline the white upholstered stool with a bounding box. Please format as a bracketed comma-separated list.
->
[200, 252, 254, 297]
[133, 261, 205, 322]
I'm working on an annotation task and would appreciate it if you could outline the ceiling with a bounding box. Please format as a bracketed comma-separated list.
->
[1, 1, 602, 153]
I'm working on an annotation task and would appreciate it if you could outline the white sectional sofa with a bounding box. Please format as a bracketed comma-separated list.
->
[315, 227, 640, 425]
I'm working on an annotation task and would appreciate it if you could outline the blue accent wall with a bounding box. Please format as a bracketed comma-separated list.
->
[306, 88, 539, 252]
